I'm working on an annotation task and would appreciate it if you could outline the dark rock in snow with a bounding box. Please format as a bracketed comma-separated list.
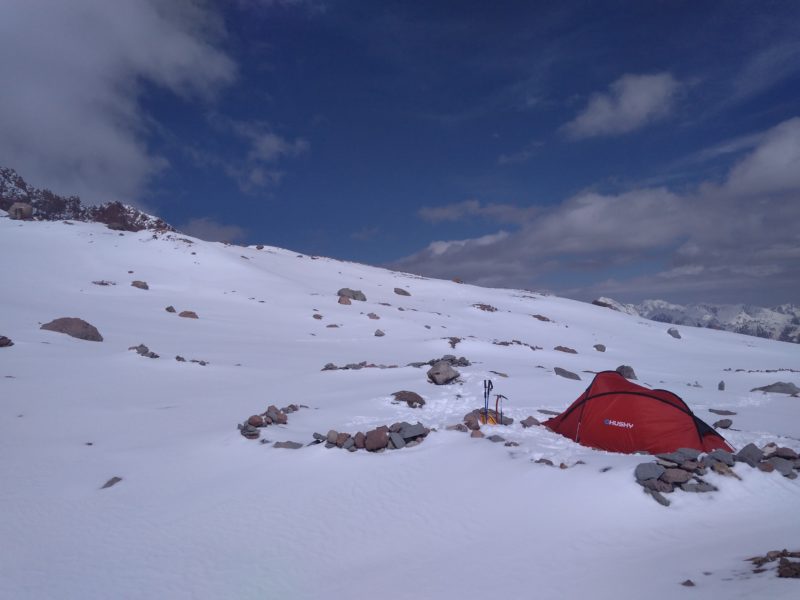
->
[708, 449, 735, 467]
[709, 408, 737, 416]
[399, 422, 428, 441]
[775, 447, 799, 460]
[427, 361, 459, 385]
[735, 443, 764, 467]
[446, 423, 468, 432]
[535, 458, 554, 466]
[342, 437, 355, 451]
[751, 382, 800, 395]
[520, 416, 540, 428]
[389, 432, 406, 449]
[660, 468, 692, 484]
[634, 463, 665, 482]
[554, 345, 577, 354]
[644, 488, 671, 507]
[367, 312, 380, 320]
[312, 432, 326, 442]
[374, 329, 385, 337]
[128, 344, 159, 359]
[615, 365, 637, 380]
[365, 428, 389, 451]
[131, 280, 149, 290]
[337, 288, 366, 302]
[338, 296, 351, 305]
[680, 579, 695, 587]
[273, 441, 303, 449]
[393, 287, 411, 296]
[768, 457, 798, 477]
[681, 482, 717, 493]
[175, 355, 186, 362]
[718, 380, 725, 391]
[354, 432, 366, 449]
[537, 409, 560, 416]
[178, 311, 198, 319]
[554, 367, 581, 380]
[667, 327, 681, 339]
[593, 344, 606, 352]
[41, 317, 103, 342]
[165, 305, 176, 313]
[326, 430, 338, 444]
[713, 419, 733, 429]
[0, 336, 13, 347]
[486, 434, 505, 443]
[642, 478, 674, 493]
[470, 430, 484, 438]
[100, 476, 123, 489]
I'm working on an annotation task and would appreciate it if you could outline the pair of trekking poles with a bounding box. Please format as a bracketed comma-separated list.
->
[482, 379, 507, 425]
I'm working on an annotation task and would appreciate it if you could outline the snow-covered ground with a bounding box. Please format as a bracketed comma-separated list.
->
[1, 213, 799, 599]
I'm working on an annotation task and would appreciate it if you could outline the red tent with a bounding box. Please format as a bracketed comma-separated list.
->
[544, 371, 733, 454]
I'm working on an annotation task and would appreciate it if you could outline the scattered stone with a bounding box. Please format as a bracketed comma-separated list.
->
[312, 432, 326, 442]
[775, 447, 799, 460]
[100, 477, 123, 489]
[757, 462, 775, 473]
[681, 482, 717, 493]
[531, 314, 551, 322]
[486, 434, 505, 443]
[365, 428, 389, 451]
[178, 311, 198, 319]
[713, 418, 733, 429]
[680, 579, 695, 587]
[767, 457, 797, 477]
[554, 345, 577, 354]
[238, 423, 260, 439]
[537, 409, 560, 416]
[354, 432, 366, 449]
[718, 380, 725, 391]
[644, 488, 671, 506]
[505, 441, 519, 447]
[367, 312, 380, 320]
[446, 423, 468, 432]
[667, 327, 681, 339]
[335, 432, 351, 447]
[535, 458, 554, 466]
[554, 367, 581, 380]
[165, 305, 176, 313]
[273, 441, 303, 449]
[313, 313, 323, 320]
[708, 449, 735, 467]
[338, 296, 351, 305]
[374, 329, 385, 337]
[394, 287, 411, 296]
[427, 361, 460, 385]
[342, 437, 355, 451]
[0, 336, 13, 348]
[399, 423, 428, 441]
[91, 280, 116, 286]
[660, 468, 692, 484]
[175, 355, 186, 362]
[735, 443, 764, 467]
[520, 416, 540, 428]
[635, 463, 666, 482]
[709, 408, 737, 416]
[778, 557, 800, 578]
[446, 337, 462, 349]
[642, 478, 674, 493]
[615, 365, 637, 380]
[470, 430, 484, 438]
[389, 432, 406, 449]
[40, 317, 103, 342]
[751, 382, 800, 395]
[337, 288, 366, 302]
[128, 344, 159, 359]
[131, 280, 149, 290]
[593, 344, 606, 352]
[473, 303, 498, 312]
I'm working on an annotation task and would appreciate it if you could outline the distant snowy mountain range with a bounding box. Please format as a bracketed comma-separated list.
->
[593, 297, 800, 344]
[0, 166, 172, 232]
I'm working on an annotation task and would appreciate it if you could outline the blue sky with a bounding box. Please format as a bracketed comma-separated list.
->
[2, 1, 799, 305]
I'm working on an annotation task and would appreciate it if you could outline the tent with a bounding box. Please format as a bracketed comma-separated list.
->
[544, 371, 733, 454]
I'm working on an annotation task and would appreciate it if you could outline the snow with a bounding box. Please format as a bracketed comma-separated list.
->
[1, 215, 799, 599]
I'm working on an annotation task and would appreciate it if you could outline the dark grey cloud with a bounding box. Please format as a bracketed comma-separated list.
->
[0, 0, 235, 205]
[392, 117, 800, 305]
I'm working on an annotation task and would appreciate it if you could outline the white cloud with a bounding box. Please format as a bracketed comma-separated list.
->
[0, 0, 236, 205]
[418, 199, 538, 224]
[562, 73, 682, 139]
[180, 217, 247, 243]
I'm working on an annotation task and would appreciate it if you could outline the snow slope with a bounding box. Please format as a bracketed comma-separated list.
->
[1, 213, 799, 600]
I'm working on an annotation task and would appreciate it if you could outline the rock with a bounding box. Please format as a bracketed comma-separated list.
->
[392, 390, 425, 408]
[634, 462, 665, 482]
[326, 430, 338, 444]
[165, 306, 176, 313]
[660, 468, 692, 484]
[554, 367, 581, 380]
[273, 441, 303, 449]
[463, 415, 480, 431]
[537, 409, 560, 416]
[718, 380, 725, 391]
[713, 419, 733, 429]
[615, 365, 637, 380]
[554, 345, 577, 354]
[751, 382, 800, 395]
[778, 558, 800, 578]
[735, 443, 764, 467]
[374, 329, 385, 337]
[593, 344, 606, 352]
[681, 482, 717, 493]
[644, 488, 671, 507]
[535, 458, 554, 466]
[642, 478, 674, 493]
[128, 344, 159, 359]
[335, 433, 351, 448]
[312, 432, 326, 442]
[394, 287, 411, 296]
[520, 416, 540, 428]
[486, 434, 505, 443]
[531, 314, 551, 322]
[40, 317, 103, 342]
[265, 406, 288, 425]
[446, 423, 468, 432]
[767, 457, 797, 477]
[0, 336, 14, 347]
[667, 327, 681, 339]
[175, 355, 186, 362]
[354, 432, 366, 449]
[131, 280, 149, 290]
[470, 430, 484, 438]
[313, 313, 323, 320]
[399, 422, 428, 441]
[367, 313, 380, 320]
[337, 288, 366, 302]
[389, 432, 406, 449]
[100, 476, 123, 489]
[709, 408, 736, 416]
[239, 423, 260, 439]
[247, 415, 264, 427]
[178, 311, 198, 319]
[775, 447, 799, 460]
[338, 296, 351, 305]
[680, 579, 695, 587]
[762, 442, 778, 458]
[708, 449, 735, 467]
[757, 461, 775, 473]
[657, 448, 700, 462]
[427, 361, 459, 385]
[365, 428, 389, 451]
[342, 437, 355, 450]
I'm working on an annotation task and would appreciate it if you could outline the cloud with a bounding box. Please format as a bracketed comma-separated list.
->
[562, 73, 682, 139]
[180, 217, 247, 243]
[734, 41, 800, 102]
[0, 0, 236, 205]
[497, 140, 544, 165]
[393, 117, 800, 305]
[418, 199, 538, 224]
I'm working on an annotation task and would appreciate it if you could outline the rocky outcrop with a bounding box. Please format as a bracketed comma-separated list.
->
[40, 317, 103, 342]
[427, 361, 459, 385]
[337, 288, 366, 302]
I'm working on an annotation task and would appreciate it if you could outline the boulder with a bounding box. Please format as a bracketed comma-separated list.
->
[520, 416, 540, 428]
[0, 336, 13, 347]
[615, 365, 637, 380]
[131, 280, 149, 290]
[768, 457, 797, 477]
[342, 437, 355, 451]
[427, 361, 459, 385]
[593, 344, 606, 352]
[326, 430, 338, 444]
[394, 288, 411, 296]
[247, 415, 265, 427]
[265, 405, 288, 425]
[389, 432, 406, 449]
[708, 449, 735, 466]
[391, 390, 425, 408]
[337, 288, 366, 302]
[336, 433, 351, 448]
[775, 447, 799, 460]
[757, 461, 775, 473]
[238, 423, 260, 439]
[718, 380, 725, 391]
[751, 382, 800, 395]
[735, 443, 764, 467]
[354, 432, 366, 449]
[40, 317, 103, 342]
[667, 327, 681, 339]
[399, 422, 428, 441]
[273, 441, 303, 449]
[554, 367, 581, 380]
[713, 418, 733, 429]
[178, 311, 198, 319]
[365, 428, 389, 451]
[660, 468, 692, 484]
[165, 306, 176, 313]
[634, 462, 665, 482]
[554, 345, 577, 354]
[338, 296, 351, 305]
[374, 329, 385, 337]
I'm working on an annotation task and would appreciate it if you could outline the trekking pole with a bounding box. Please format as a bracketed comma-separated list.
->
[483, 380, 492, 423]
